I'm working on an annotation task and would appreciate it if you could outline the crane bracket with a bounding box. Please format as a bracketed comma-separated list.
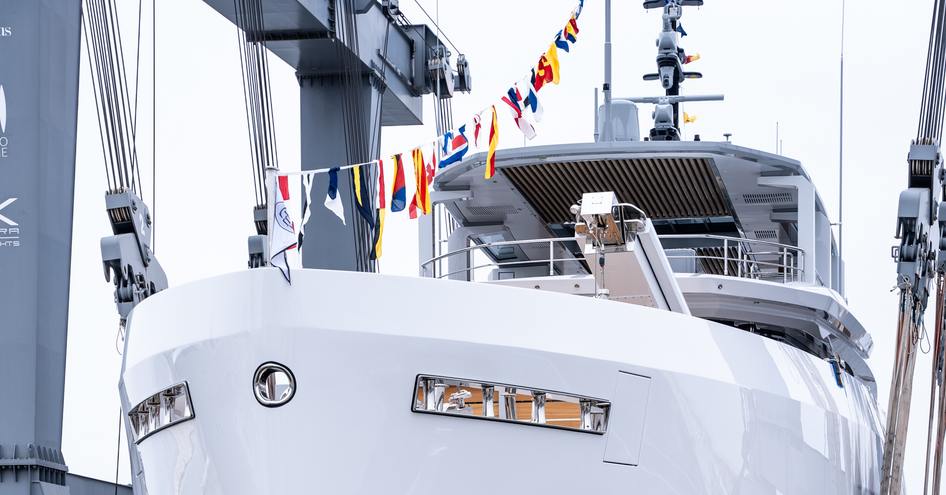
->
[100, 190, 167, 323]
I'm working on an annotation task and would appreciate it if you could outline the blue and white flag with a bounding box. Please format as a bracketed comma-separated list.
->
[324, 166, 346, 224]
[298, 172, 315, 252]
[440, 125, 470, 168]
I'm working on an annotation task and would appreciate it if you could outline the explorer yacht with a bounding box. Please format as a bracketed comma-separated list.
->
[116, 1, 883, 493]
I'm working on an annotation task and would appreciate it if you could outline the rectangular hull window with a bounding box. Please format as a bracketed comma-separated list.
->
[412, 375, 610, 434]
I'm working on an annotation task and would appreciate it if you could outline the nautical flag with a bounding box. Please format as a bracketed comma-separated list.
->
[502, 85, 537, 140]
[371, 208, 386, 260]
[534, 47, 560, 92]
[377, 158, 387, 210]
[555, 31, 570, 52]
[546, 42, 561, 84]
[353, 163, 375, 227]
[440, 125, 470, 168]
[564, 16, 579, 43]
[521, 83, 544, 123]
[324, 166, 346, 224]
[684, 53, 701, 64]
[391, 154, 406, 212]
[575, 0, 584, 18]
[485, 106, 498, 179]
[684, 112, 697, 124]
[473, 113, 483, 147]
[676, 23, 687, 37]
[555, 16, 580, 52]
[269, 174, 297, 283]
[427, 143, 437, 183]
[409, 147, 431, 219]
[298, 172, 315, 251]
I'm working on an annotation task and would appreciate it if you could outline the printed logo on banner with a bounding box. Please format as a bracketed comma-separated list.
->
[275, 201, 293, 233]
[0, 198, 19, 248]
[0, 84, 7, 159]
[0, 27, 11, 38]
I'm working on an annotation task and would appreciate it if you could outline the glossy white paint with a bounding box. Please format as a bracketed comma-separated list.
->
[120, 268, 883, 494]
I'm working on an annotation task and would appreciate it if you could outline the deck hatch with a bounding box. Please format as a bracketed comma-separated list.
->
[502, 157, 731, 225]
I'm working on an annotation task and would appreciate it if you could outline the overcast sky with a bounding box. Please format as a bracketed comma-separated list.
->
[65, 0, 941, 489]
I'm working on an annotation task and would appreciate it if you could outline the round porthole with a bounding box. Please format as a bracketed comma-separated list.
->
[253, 362, 296, 407]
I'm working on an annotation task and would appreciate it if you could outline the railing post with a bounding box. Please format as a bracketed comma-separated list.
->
[724, 238, 729, 276]
[783, 248, 788, 284]
[549, 240, 555, 276]
[737, 242, 743, 278]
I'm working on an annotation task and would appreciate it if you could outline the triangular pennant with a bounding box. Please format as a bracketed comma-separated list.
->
[324, 167, 346, 225]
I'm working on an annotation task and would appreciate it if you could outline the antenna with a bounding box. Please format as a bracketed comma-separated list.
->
[622, 95, 723, 141]
[602, 0, 613, 141]
[639, 0, 711, 141]
[838, 0, 846, 264]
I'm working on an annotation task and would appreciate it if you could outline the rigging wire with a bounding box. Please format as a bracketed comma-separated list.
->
[81, 13, 115, 192]
[411, 0, 462, 56]
[152, 0, 156, 251]
[83, 0, 144, 196]
[112, 408, 122, 495]
[234, 0, 279, 209]
[131, 0, 144, 199]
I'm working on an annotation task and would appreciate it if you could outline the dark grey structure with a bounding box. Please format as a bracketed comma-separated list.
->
[204, 0, 465, 271]
[0, 1, 80, 493]
[0, 2, 130, 494]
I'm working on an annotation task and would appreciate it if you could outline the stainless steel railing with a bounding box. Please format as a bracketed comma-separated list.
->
[419, 234, 805, 283]
[420, 238, 583, 280]
[658, 234, 805, 283]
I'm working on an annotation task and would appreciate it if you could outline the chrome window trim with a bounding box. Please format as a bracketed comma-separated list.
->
[411, 374, 611, 435]
[129, 381, 196, 445]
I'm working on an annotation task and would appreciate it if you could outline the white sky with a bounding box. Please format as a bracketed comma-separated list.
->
[64, 0, 940, 489]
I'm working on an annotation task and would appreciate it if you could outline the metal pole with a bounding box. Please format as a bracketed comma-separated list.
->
[602, 0, 613, 142]
[838, 0, 846, 269]
[549, 240, 555, 276]
[594, 87, 600, 142]
[724, 238, 729, 276]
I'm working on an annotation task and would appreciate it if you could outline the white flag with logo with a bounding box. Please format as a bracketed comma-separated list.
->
[269, 173, 298, 283]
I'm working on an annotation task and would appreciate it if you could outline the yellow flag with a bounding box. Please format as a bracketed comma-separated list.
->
[684, 112, 697, 124]
[353, 165, 363, 206]
[546, 42, 561, 85]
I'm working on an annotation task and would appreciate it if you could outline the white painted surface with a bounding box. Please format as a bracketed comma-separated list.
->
[121, 268, 883, 494]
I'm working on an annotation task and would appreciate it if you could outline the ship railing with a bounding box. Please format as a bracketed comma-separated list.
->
[419, 234, 805, 283]
[658, 234, 805, 283]
[420, 238, 582, 280]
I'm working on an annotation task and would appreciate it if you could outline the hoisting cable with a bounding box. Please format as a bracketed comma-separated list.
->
[333, 0, 375, 272]
[82, 0, 144, 198]
[234, 0, 280, 226]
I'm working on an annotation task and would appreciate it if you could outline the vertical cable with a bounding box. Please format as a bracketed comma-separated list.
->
[152, 0, 156, 251]
[112, 408, 121, 495]
[838, 0, 845, 265]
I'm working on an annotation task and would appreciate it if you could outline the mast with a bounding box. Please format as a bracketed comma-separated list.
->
[838, 0, 845, 266]
[602, 0, 613, 142]
[638, 0, 711, 141]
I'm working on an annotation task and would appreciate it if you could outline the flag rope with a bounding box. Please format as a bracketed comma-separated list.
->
[269, 0, 585, 273]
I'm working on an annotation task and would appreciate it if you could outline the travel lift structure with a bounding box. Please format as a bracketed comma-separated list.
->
[0, 0, 466, 493]
[885, 0, 946, 492]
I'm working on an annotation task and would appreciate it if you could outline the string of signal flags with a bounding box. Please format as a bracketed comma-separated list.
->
[268, 0, 586, 282]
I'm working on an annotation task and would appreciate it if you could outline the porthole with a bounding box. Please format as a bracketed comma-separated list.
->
[253, 362, 296, 407]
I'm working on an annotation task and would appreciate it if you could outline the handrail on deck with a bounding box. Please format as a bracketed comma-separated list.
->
[420, 233, 806, 283]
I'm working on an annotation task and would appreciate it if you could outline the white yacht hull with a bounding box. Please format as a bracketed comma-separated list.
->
[120, 269, 883, 494]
